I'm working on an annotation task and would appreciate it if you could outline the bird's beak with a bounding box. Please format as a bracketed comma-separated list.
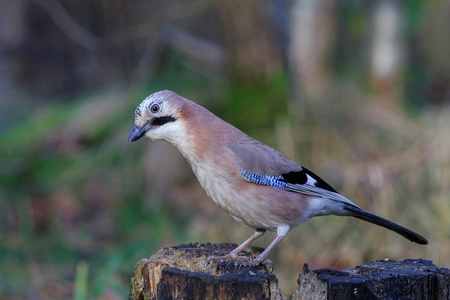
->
[128, 121, 150, 142]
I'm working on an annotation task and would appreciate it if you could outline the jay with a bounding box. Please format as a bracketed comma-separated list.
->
[128, 90, 427, 266]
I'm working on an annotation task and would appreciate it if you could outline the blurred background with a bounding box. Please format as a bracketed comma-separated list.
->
[1, 0, 449, 298]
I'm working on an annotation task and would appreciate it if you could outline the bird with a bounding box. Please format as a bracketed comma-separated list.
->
[128, 90, 428, 267]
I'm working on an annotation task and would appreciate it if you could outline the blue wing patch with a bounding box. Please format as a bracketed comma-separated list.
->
[241, 171, 289, 189]
[241, 168, 337, 193]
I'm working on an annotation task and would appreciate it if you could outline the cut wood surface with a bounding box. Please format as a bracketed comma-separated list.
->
[129, 243, 449, 300]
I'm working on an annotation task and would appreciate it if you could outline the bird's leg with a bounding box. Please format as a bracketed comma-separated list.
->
[206, 229, 265, 264]
[234, 233, 285, 267]
[234, 225, 289, 267]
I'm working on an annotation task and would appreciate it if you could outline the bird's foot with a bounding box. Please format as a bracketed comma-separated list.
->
[206, 253, 273, 271]
[234, 257, 273, 269]
[205, 253, 248, 266]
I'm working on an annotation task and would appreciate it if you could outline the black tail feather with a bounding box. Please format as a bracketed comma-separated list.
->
[343, 206, 428, 245]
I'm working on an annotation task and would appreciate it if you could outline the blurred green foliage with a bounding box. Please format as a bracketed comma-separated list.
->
[0, 91, 161, 298]
[221, 72, 289, 131]
[0, 60, 288, 298]
[1, 1, 449, 298]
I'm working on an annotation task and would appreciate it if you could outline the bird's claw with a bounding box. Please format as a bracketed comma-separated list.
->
[205, 254, 249, 266]
[234, 258, 273, 270]
[205, 254, 273, 272]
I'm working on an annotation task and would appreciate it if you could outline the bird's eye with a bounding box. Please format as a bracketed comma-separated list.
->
[150, 103, 160, 114]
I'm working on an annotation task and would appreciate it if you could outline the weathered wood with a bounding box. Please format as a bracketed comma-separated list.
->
[292, 259, 450, 300]
[129, 243, 282, 300]
[130, 243, 449, 300]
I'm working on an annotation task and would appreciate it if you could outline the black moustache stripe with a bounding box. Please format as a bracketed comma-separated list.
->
[151, 116, 176, 126]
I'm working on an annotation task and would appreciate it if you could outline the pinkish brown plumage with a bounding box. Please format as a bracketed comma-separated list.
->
[128, 90, 427, 266]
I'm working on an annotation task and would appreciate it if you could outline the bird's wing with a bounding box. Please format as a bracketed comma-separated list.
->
[279, 168, 360, 208]
[227, 136, 302, 176]
[228, 138, 359, 208]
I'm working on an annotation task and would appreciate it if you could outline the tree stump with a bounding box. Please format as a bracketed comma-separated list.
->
[293, 259, 450, 300]
[129, 242, 281, 300]
[129, 243, 449, 300]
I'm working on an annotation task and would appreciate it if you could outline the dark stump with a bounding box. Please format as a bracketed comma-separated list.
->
[293, 259, 450, 300]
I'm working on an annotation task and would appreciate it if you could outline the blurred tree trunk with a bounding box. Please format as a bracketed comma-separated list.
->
[0, 0, 26, 95]
[370, 0, 404, 109]
[217, 0, 282, 85]
[289, 0, 338, 101]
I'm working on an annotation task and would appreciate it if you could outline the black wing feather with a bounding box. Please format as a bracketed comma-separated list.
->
[282, 167, 338, 193]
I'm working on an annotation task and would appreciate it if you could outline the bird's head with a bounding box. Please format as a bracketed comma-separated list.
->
[128, 90, 185, 143]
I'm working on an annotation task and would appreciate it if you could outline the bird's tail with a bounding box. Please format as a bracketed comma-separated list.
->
[343, 205, 428, 245]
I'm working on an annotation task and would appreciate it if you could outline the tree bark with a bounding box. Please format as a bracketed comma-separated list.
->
[370, 0, 404, 109]
[129, 243, 282, 300]
[0, 0, 26, 94]
[293, 259, 450, 300]
[289, 0, 338, 100]
[217, 0, 282, 85]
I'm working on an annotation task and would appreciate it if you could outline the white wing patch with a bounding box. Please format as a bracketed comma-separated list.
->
[305, 174, 318, 186]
